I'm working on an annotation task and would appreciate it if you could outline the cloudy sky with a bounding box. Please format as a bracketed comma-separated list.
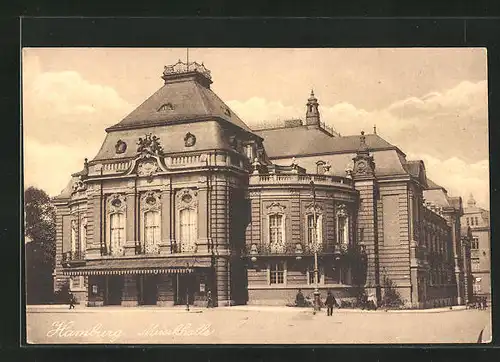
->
[23, 48, 489, 209]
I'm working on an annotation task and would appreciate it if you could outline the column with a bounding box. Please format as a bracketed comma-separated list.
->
[157, 274, 175, 307]
[121, 275, 139, 307]
[85, 193, 102, 259]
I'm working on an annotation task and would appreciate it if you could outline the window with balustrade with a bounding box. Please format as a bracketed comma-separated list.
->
[141, 192, 161, 254]
[306, 214, 323, 244]
[269, 262, 286, 284]
[106, 194, 127, 256]
[176, 189, 198, 253]
[266, 202, 286, 253]
[269, 214, 283, 244]
[110, 213, 125, 255]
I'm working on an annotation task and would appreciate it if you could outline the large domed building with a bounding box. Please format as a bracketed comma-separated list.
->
[53, 61, 469, 308]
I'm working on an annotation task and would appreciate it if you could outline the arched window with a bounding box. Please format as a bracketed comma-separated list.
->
[316, 160, 326, 175]
[179, 208, 197, 253]
[110, 213, 125, 256]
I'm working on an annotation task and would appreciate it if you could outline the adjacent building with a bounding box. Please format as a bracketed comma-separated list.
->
[461, 194, 491, 301]
[52, 61, 470, 308]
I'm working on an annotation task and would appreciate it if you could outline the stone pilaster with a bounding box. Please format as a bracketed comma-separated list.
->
[215, 257, 231, 306]
[126, 191, 136, 246]
[196, 178, 210, 253]
[160, 188, 173, 254]
[121, 275, 138, 307]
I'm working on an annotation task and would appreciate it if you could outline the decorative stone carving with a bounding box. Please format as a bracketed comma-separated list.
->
[72, 178, 87, 193]
[107, 194, 126, 214]
[137, 159, 160, 177]
[266, 202, 286, 213]
[176, 188, 198, 208]
[336, 203, 347, 217]
[137, 133, 163, 157]
[184, 132, 196, 147]
[140, 191, 161, 212]
[115, 139, 127, 154]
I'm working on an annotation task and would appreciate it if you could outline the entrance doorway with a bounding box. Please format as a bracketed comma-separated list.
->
[105, 276, 123, 305]
[175, 273, 196, 305]
[138, 275, 158, 305]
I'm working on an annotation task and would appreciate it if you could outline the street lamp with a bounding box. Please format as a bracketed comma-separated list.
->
[310, 180, 321, 314]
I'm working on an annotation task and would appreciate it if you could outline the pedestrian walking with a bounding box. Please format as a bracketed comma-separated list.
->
[325, 291, 337, 316]
[206, 289, 213, 308]
[68, 293, 76, 310]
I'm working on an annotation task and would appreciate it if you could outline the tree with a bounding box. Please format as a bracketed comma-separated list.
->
[24, 186, 56, 304]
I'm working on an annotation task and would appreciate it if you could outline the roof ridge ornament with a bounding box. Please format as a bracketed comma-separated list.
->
[162, 60, 212, 80]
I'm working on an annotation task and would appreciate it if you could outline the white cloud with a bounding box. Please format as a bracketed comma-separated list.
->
[22, 57, 134, 196]
[408, 153, 489, 210]
[227, 80, 489, 209]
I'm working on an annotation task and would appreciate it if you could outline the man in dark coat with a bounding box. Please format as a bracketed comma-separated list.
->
[69, 293, 76, 310]
[206, 289, 213, 308]
[295, 289, 306, 307]
[325, 291, 337, 316]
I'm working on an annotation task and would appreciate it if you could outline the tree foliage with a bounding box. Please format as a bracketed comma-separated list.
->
[24, 186, 56, 267]
[24, 186, 56, 304]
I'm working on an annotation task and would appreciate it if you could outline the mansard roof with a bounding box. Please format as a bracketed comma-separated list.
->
[106, 74, 253, 134]
[254, 126, 397, 158]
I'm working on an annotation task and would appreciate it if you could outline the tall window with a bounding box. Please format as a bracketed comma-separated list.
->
[269, 214, 284, 244]
[110, 213, 125, 255]
[316, 161, 326, 175]
[70, 220, 77, 255]
[466, 217, 470, 226]
[179, 208, 197, 252]
[245, 144, 254, 160]
[80, 217, 87, 256]
[338, 215, 347, 244]
[269, 262, 285, 284]
[474, 216, 479, 226]
[306, 214, 322, 244]
[471, 236, 479, 250]
[144, 211, 161, 253]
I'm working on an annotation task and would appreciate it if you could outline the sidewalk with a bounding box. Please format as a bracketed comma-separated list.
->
[27, 304, 469, 314]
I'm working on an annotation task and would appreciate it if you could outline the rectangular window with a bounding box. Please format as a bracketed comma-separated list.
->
[307, 267, 322, 285]
[269, 214, 283, 244]
[179, 208, 197, 251]
[307, 214, 322, 244]
[110, 213, 125, 252]
[471, 237, 479, 250]
[269, 262, 285, 284]
[144, 211, 161, 243]
[475, 217, 479, 226]
[466, 217, 470, 226]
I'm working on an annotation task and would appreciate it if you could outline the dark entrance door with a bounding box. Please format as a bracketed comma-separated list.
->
[175, 273, 196, 305]
[106, 276, 123, 305]
[139, 275, 158, 305]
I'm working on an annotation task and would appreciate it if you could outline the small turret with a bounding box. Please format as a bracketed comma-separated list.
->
[305, 89, 320, 126]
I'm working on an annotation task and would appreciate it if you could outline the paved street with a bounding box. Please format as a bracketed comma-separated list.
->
[26, 305, 491, 344]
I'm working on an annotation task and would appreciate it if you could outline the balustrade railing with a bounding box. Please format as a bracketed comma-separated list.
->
[249, 173, 353, 187]
[62, 250, 86, 261]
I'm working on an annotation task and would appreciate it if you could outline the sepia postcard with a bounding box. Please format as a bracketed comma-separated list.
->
[23, 47, 492, 344]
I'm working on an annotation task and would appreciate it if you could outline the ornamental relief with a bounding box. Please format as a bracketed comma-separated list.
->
[175, 188, 198, 210]
[336, 203, 348, 217]
[137, 159, 160, 177]
[266, 202, 286, 214]
[72, 179, 87, 194]
[140, 191, 161, 212]
[107, 194, 126, 214]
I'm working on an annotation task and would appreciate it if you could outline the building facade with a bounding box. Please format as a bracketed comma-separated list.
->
[53, 61, 469, 308]
[461, 194, 491, 301]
